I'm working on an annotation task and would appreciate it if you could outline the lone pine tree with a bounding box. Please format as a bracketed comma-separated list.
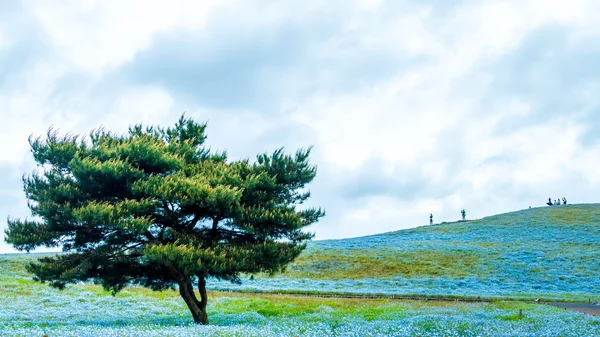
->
[5, 116, 324, 324]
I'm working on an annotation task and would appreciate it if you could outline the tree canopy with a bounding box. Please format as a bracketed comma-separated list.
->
[5, 116, 324, 324]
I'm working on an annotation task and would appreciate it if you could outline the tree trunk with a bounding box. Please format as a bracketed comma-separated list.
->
[177, 275, 209, 325]
[198, 271, 208, 316]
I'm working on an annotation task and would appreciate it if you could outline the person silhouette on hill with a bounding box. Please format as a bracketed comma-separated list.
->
[430, 213, 433, 226]
[546, 198, 553, 206]
[563, 197, 567, 205]
[461, 209, 466, 221]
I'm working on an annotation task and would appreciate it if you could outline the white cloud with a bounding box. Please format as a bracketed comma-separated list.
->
[105, 86, 176, 131]
[295, 0, 600, 173]
[0, 62, 71, 163]
[26, 0, 226, 74]
[292, 74, 460, 171]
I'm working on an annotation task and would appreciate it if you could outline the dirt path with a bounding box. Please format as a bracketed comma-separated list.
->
[219, 289, 600, 315]
[547, 302, 600, 317]
[217, 289, 502, 303]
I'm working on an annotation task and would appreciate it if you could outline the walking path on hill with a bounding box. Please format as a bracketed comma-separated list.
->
[547, 302, 600, 317]
[218, 289, 505, 302]
[220, 289, 544, 303]
[220, 289, 600, 316]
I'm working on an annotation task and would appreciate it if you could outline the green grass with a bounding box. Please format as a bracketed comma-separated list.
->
[286, 247, 486, 279]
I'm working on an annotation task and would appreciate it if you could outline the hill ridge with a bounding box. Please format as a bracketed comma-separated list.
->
[209, 204, 600, 302]
[322, 203, 600, 243]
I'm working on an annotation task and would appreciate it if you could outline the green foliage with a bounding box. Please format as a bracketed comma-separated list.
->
[4, 115, 324, 323]
[286, 247, 486, 280]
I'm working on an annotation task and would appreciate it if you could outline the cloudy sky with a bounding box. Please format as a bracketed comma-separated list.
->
[2, 0, 600, 253]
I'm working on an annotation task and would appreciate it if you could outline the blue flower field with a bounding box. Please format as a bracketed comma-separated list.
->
[1, 255, 599, 336]
[1, 204, 599, 336]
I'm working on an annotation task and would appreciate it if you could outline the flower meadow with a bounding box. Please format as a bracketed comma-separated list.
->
[1, 255, 599, 336]
[212, 205, 600, 302]
[1, 204, 599, 336]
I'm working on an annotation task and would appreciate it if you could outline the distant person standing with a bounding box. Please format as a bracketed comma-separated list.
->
[430, 213, 433, 226]
[563, 197, 567, 205]
[461, 209, 466, 221]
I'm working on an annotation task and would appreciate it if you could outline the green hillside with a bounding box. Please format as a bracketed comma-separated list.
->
[211, 204, 600, 301]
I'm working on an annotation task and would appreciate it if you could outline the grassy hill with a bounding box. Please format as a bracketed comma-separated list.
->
[1, 205, 600, 335]
[210, 204, 600, 301]
[2, 252, 600, 335]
